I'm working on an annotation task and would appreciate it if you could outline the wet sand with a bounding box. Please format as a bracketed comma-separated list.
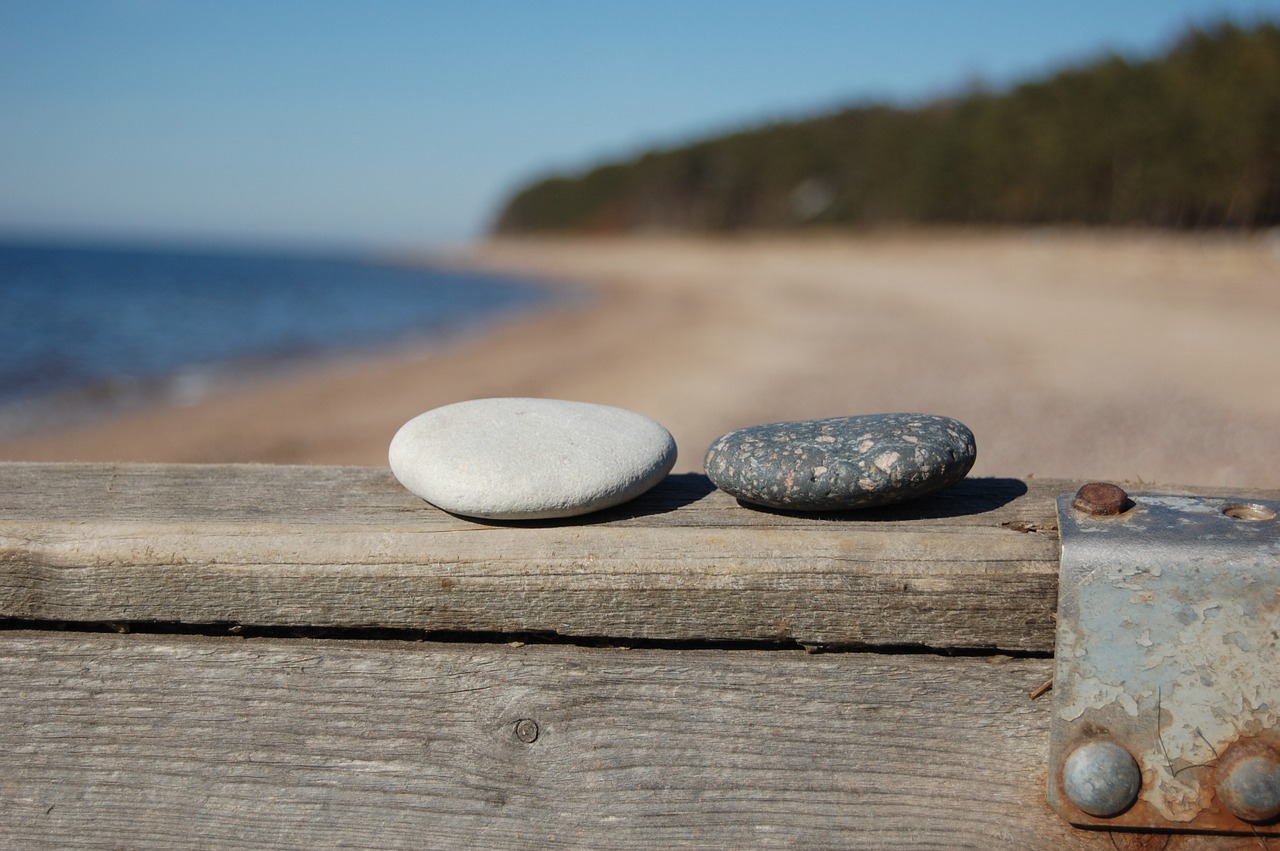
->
[2, 230, 1277, 487]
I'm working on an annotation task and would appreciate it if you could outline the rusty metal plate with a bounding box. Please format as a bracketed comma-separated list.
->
[1049, 493, 1280, 834]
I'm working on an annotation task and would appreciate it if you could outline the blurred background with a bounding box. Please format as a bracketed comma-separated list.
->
[2, 1, 1279, 486]
[4, 1, 1279, 248]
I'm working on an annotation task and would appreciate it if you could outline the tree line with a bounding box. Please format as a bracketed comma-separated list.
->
[493, 22, 1280, 234]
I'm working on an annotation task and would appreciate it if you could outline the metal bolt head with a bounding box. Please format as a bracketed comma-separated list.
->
[514, 718, 539, 744]
[1216, 741, 1280, 823]
[1073, 482, 1130, 517]
[1063, 740, 1142, 817]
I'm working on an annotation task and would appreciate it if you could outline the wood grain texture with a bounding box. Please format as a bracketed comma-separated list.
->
[0, 629, 1232, 850]
[3, 463, 1274, 651]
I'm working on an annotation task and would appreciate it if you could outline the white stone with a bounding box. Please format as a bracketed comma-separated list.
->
[389, 398, 677, 520]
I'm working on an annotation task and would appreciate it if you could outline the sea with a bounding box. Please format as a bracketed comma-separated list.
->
[0, 240, 567, 437]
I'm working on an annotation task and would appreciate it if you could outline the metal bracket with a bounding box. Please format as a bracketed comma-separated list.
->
[1049, 488, 1280, 833]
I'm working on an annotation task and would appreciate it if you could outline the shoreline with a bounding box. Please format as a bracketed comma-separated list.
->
[1, 230, 1278, 487]
[0, 290, 573, 445]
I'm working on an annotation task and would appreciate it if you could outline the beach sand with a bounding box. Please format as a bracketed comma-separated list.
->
[1, 229, 1277, 488]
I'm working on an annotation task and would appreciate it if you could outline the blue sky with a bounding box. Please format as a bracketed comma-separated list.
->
[2, 1, 1279, 251]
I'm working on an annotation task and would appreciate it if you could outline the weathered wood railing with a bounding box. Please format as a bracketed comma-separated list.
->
[0, 463, 1270, 848]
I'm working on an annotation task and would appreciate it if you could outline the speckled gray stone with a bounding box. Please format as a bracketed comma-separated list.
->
[703, 413, 976, 511]
[389, 397, 677, 520]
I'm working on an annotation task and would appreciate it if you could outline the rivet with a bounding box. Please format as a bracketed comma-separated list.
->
[1063, 740, 1141, 817]
[1072, 482, 1130, 517]
[1216, 741, 1280, 823]
[1222, 502, 1277, 521]
[514, 718, 539, 744]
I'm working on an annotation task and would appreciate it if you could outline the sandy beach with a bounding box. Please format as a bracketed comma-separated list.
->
[1, 229, 1277, 488]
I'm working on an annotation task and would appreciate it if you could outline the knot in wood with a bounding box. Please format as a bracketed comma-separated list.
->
[514, 718, 539, 744]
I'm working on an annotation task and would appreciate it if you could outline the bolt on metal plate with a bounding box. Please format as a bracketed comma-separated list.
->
[1049, 491, 1280, 834]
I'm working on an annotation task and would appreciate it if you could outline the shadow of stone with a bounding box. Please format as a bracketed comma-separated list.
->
[463, 472, 720, 528]
[733, 476, 1030, 522]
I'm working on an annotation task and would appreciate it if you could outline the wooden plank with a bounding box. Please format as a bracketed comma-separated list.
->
[1, 629, 1230, 850]
[3, 463, 1274, 651]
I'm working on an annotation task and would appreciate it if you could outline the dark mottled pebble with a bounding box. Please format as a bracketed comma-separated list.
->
[703, 413, 976, 511]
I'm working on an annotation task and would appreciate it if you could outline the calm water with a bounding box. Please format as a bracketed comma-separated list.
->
[0, 241, 560, 430]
